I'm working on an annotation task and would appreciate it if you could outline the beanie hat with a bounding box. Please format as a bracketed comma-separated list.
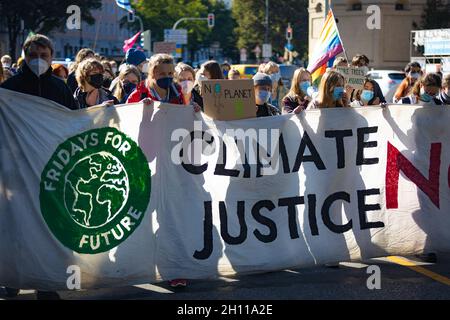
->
[125, 48, 147, 66]
[253, 72, 272, 87]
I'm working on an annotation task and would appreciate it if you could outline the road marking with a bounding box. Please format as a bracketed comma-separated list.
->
[387, 256, 450, 286]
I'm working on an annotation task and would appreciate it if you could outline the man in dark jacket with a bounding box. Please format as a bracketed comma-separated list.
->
[0, 34, 72, 300]
[1, 34, 78, 110]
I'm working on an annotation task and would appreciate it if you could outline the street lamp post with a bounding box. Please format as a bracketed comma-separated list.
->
[265, 0, 269, 44]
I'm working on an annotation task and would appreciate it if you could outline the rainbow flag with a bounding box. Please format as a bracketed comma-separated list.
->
[307, 10, 344, 85]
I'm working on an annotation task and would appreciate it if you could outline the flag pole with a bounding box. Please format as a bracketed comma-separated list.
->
[329, 6, 349, 63]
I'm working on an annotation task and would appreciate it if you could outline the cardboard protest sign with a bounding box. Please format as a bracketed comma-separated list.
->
[153, 41, 176, 54]
[336, 66, 366, 90]
[201, 79, 256, 121]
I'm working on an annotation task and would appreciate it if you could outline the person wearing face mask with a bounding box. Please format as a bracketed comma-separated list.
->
[308, 70, 350, 109]
[175, 62, 203, 109]
[253, 72, 280, 117]
[399, 73, 442, 106]
[126, 53, 185, 106]
[113, 65, 141, 104]
[261, 61, 287, 110]
[193, 60, 224, 96]
[394, 62, 423, 103]
[437, 74, 450, 105]
[282, 68, 314, 114]
[74, 58, 118, 109]
[109, 49, 148, 94]
[67, 48, 95, 94]
[1, 34, 78, 110]
[0, 34, 78, 301]
[350, 54, 386, 104]
[1, 55, 15, 75]
[350, 79, 380, 107]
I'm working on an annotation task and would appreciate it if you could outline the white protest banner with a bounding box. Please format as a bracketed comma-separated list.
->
[0, 88, 449, 290]
[336, 66, 366, 90]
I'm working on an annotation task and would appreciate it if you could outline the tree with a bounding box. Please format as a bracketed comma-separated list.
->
[418, 0, 450, 29]
[232, 0, 308, 62]
[0, 0, 101, 59]
[133, 0, 209, 60]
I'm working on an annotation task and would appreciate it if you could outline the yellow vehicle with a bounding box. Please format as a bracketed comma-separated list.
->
[231, 64, 259, 79]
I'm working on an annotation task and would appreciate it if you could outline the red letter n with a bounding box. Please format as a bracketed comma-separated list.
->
[386, 142, 441, 209]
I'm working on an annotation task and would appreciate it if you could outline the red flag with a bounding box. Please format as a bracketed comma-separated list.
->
[123, 31, 141, 53]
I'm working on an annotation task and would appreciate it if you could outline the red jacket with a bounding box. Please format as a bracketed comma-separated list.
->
[127, 81, 184, 105]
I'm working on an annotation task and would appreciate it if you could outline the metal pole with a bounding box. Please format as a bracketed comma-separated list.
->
[265, 0, 269, 44]
[136, 16, 144, 33]
[173, 17, 207, 30]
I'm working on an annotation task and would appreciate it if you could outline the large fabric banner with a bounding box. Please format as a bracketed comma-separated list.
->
[0, 88, 449, 290]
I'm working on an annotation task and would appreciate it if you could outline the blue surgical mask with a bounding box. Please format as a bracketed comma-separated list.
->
[270, 72, 280, 83]
[257, 90, 271, 103]
[300, 81, 311, 93]
[361, 89, 374, 102]
[420, 88, 434, 102]
[156, 77, 173, 89]
[410, 72, 420, 80]
[333, 87, 344, 100]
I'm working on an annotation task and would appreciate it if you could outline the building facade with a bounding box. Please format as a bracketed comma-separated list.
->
[50, 0, 133, 60]
[309, 0, 427, 69]
[0, 0, 134, 60]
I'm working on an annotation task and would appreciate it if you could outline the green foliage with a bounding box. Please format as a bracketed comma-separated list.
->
[420, 0, 450, 29]
[232, 0, 309, 61]
[0, 0, 101, 58]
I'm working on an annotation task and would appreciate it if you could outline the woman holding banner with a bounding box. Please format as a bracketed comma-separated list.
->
[282, 68, 313, 114]
[74, 58, 118, 108]
[350, 79, 380, 107]
[398, 73, 442, 106]
[308, 70, 350, 109]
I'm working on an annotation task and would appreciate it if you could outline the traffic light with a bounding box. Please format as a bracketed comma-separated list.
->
[140, 30, 151, 52]
[207, 13, 215, 28]
[286, 24, 293, 41]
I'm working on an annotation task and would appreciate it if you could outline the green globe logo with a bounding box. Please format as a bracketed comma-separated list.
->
[64, 152, 129, 228]
[40, 128, 151, 254]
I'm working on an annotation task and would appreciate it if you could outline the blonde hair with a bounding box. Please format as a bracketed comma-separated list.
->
[148, 53, 174, 80]
[75, 58, 104, 90]
[228, 69, 240, 79]
[261, 61, 279, 75]
[113, 64, 141, 102]
[285, 68, 311, 101]
[70, 48, 95, 73]
[175, 62, 195, 80]
[316, 70, 345, 108]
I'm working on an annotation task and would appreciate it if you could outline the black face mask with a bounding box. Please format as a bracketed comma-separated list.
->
[88, 74, 104, 89]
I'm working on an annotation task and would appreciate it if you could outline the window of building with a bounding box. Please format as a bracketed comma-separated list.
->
[395, 0, 409, 10]
[315, 3, 322, 13]
[348, 1, 362, 11]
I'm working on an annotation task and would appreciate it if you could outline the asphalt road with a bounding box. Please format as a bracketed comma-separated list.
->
[2, 253, 450, 300]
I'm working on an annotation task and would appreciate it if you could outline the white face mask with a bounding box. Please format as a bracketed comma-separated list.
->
[180, 80, 194, 95]
[27, 58, 49, 77]
[359, 66, 369, 75]
[111, 67, 118, 74]
[2, 63, 11, 69]
[197, 74, 208, 83]
[141, 62, 149, 74]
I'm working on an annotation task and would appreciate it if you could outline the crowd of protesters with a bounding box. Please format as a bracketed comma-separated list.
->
[0, 33, 449, 299]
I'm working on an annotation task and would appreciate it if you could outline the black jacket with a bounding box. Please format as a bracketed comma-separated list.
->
[74, 87, 119, 109]
[0, 63, 79, 110]
[256, 103, 281, 117]
[67, 71, 78, 94]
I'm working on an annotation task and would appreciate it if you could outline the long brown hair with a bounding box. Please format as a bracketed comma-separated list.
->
[201, 60, 223, 79]
[284, 68, 311, 102]
[409, 72, 442, 98]
[316, 70, 345, 108]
